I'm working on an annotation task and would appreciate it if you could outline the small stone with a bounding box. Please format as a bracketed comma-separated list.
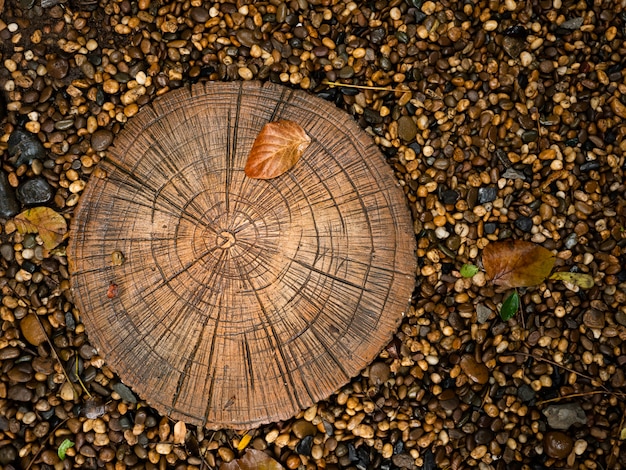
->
[91, 129, 114, 151]
[111, 382, 138, 403]
[20, 314, 48, 346]
[0, 243, 14, 261]
[0, 171, 19, 218]
[0, 445, 17, 465]
[477, 187, 497, 204]
[17, 177, 54, 205]
[583, 310, 605, 329]
[521, 130, 538, 143]
[514, 216, 533, 232]
[563, 233, 578, 249]
[156, 443, 173, 455]
[391, 453, 415, 468]
[544, 431, 573, 459]
[476, 303, 493, 324]
[559, 17, 583, 30]
[296, 435, 313, 456]
[46, 57, 69, 79]
[369, 361, 390, 385]
[397, 116, 417, 142]
[502, 36, 524, 58]
[189, 6, 210, 22]
[8, 128, 46, 166]
[460, 355, 489, 384]
[517, 384, 535, 403]
[292, 419, 316, 438]
[440, 189, 459, 205]
[439, 389, 459, 410]
[543, 403, 587, 430]
[7, 385, 33, 402]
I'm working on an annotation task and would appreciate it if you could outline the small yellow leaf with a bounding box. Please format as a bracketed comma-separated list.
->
[244, 120, 311, 179]
[237, 433, 252, 451]
[13, 207, 68, 250]
[549, 271, 594, 289]
[620, 427, 626, 440]
[173, 421, 186, 445]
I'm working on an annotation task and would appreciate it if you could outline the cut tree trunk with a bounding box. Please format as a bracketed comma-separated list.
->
[68, 81, 417, 429]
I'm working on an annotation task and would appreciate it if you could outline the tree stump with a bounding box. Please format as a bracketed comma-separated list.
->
[68, 81, 417, 428]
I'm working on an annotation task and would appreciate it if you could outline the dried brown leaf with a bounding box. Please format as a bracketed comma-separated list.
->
[219, 449, 284, 470]
[14, 207, 68, 250]
[244, 120, 311, 179]
[483, 240, 555, 289]
[173, 421, 186, 445]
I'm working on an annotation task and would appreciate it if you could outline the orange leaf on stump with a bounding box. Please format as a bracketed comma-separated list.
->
[483, 240, 555, 289]
[244, 120, 311, 179]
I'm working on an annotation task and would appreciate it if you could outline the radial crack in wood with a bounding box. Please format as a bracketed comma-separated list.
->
[68, 81, 417, 429]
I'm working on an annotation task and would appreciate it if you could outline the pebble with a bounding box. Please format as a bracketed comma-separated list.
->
[292, 419, 316, 438]
[514, 216, 533, 232]
[543, 403, 587, 430]
[559, 17, 584, 30]
[476, 303, 493, 324]
[7, 385, 33, 402]
[111, 382, 137, 403]
[0, 171, 19, 218]
[7, 128, 46, 166]
[16, 177, 54, 206]
[582, 310, 605, 329]
[46, 56, 69, 79]
[543, 431, 573, 459]
[91, 129, 114, 151]
[477, 187, 497, 204]
[20, 314, 48, 346]
[189, 6, 209, 22]
[460, 355, 489, 384]
[397, 116, 417, 142]
[369, 361, 391, 385]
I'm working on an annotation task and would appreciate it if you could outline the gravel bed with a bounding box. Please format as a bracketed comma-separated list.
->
[1, 0, 626, 469]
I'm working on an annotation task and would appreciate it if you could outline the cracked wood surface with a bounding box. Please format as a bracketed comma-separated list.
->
[68, 81, 417, 428]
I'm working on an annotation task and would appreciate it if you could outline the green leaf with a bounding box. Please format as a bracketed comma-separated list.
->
[460, 263, 479, 278]
[549, 271, 594, 289]
[500, 291, 520, 321]
[58, 439, 74, 460]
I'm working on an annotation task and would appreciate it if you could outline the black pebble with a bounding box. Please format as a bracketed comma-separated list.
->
[477, 187, 497, 204]
[515, 216, 533, 232]
[295, 435, 313, 456]
[7, 128, 46, 167]
[0, 172, 20, 218]
[17, 177, 54, 206]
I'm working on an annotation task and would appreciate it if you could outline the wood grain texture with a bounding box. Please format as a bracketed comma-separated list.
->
[68, 81, 417, 429]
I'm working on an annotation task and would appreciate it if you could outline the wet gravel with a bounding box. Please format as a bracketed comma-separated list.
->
[1, 0, 626, 469]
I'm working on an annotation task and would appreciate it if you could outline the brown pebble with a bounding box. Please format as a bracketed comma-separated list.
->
[544, 431, 573, 459]
[369, 361, 391, 385]
[292, 419, 316, 438]
[583, 310, 605, 329]
[20, 314, 49, 346]
[189, 6, 209, 22]
[46, 57, 69, 79]
[460, 355, 489, 384]
[91, 129, 114, 151]
[397, 116, 417, 142]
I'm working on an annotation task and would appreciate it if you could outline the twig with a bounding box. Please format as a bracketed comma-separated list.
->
[31, 314, 84, 399]
[513, 350, 599, 384]
[536, 390, 625, 406]
[322, 80, 397, 92]
[25, 418, 69, 470]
